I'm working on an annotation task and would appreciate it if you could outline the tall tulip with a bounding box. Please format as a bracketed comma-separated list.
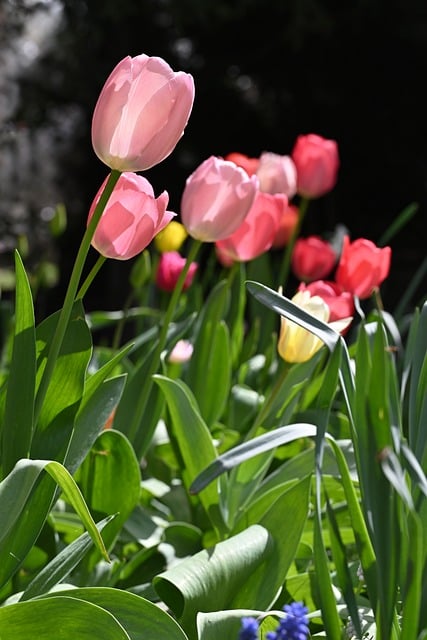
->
[291, 133, 339, 198]
[291, 235, 337, 282]
[92, 54, 195, 172]
[215, 192, 287, 263]
[278, 290, 352, 364]
[180, 155, 258, 242]
[256, 152, 297, 198]
[335, 235, 391, 299]
[88, 172, 175, 260]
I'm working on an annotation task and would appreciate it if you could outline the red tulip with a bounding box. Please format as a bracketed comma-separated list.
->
[291, 133, 339, 198]
[88, 172, 174, 260]
[291, 235, 337, 282]
[256, 152, 297, 197]
[180, 155, 258, 242]
[155, 251, 198, 291]
[92, 54, 195, 171]
[298, 280, 355, 322]
[335, 236, 391, 299]
[215, 192, 287, 263]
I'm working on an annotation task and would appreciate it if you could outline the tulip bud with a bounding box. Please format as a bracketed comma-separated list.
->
[181, 155, 258, 242]
[92, 54, 195, 172]
[291, 133, 339, 198]
[224, 152, 260, 176]
[335, 236, 391, 299]
[88, 172, 175, 260]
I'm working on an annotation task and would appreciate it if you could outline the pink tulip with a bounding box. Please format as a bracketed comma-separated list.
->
[215, 192, 287, 263]
[92, 54, 195, 172]
[88, 172, 175, 260]
[291, 235, 337, 282]
[256, 152, 297, 198]
[180, 155, 258, 242]
[335, 236, 391, 299]
[291, 133, 339, 198]
[156, 251, 198, 291]
[298, 280, 355, 323]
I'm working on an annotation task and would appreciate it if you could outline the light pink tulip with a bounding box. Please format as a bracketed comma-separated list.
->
[88, 172, 175, 260]
[180, 156, 258, 242]
[256, 152, 297, 197]
[92, 54, 195, 172]
[215, 192, 287, 263]
[291, 133, 339, 198]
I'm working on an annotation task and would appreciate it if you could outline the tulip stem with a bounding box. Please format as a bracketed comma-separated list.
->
[276, 196, 310, 290]
[126, 238, 202, 449]
[77, 255, 106, 299]
[34, 169, 121, 424]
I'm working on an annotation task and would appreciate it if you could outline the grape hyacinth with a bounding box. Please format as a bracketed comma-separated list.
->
[266, 602, 310, 640]
[238, 617, 260, 640]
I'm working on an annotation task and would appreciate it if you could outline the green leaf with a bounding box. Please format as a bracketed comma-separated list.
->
[153, 524, 272, 640]
[31, 301, 92, 462]
[64, 374, 127, 474]
[0, 458, 109, 588]
[20, 515, 114, 601]
[153, 375, 224, 534]
[77, 429, 141, 554]
[0, 596, 130, 639]
[44, 587, 190, 640]
[189, 423, 317, 494]
[1, 251, 36, 476]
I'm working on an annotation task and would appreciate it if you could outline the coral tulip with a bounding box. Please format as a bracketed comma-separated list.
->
[278, 290, 352, 364]
[154, 221, 188, 253]
[224, 152, 259, 176]
[92, 54, 195, 172]
[215, 192, 287, 263]
[180, 155, 258, 242]
[271, 203, 299, 249]
[256, 152, 297, 198]
[291, 133, 339, 198]
[88, 172, 174, 260]
[335, 236, 391, 299]
[155, 251, 198, 291]
[291, 235, 337, 282]
[298, 280, 355, 322]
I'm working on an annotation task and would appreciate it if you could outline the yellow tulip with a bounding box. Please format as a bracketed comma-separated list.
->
[154, 221, 188, 253]
[277, 290, 352, 363]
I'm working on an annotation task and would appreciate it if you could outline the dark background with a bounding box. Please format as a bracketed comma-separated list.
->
[2, 0, 427, 315]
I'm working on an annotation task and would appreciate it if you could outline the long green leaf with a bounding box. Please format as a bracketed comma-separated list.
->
[1, 251, 36, 476]
[189, 423, 317, 494]
[0, 596, 130, 639]
[20, 515, 114, 601]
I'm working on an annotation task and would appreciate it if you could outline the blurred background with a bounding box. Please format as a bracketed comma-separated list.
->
[1, 0, 427, 318]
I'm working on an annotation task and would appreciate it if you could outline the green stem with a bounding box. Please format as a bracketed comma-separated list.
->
[34, 169, 121, 423]
[276, 196, 310, 290]
[77, 255, 106, 300]
[126, 238, 202, 446]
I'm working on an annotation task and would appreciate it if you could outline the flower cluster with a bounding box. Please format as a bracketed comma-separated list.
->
[238, 603, 310, 640]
